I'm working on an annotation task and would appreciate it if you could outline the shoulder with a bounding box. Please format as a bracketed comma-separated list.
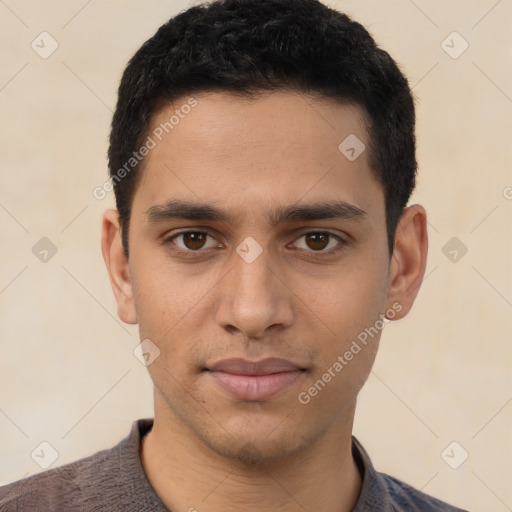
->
[351, 436, 468, 512]
[379, 472, 469, 511]
[0, 418, 158, 512]
[0, 444, 111, 511]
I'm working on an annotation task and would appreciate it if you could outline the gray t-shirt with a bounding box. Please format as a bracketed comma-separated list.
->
[0, 418, 468, 511]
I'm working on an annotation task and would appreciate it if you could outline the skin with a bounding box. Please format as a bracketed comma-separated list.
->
[102, 90, 428, 512]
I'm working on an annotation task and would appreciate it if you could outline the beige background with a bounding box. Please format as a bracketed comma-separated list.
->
[1, 1, 511, 510]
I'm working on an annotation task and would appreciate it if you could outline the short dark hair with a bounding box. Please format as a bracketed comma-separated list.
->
[108, 0, 416, 257]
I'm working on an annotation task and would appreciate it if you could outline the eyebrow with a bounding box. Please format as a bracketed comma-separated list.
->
[145, 199, 367, 227]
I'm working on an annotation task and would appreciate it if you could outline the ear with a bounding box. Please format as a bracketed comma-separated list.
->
[385, 204, 428, 320]
[101, 209, 137, 324]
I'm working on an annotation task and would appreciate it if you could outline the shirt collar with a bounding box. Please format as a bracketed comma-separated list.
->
[351, 435, 394, 511]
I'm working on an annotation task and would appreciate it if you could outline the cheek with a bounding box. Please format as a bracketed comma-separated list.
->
[131, 251, 205, 332]
[296, 342, 379, 426]
[299, 251, 389, 339]
[295, 279, 386, 415]
[130, 255, 222, 373]
[296, 250, 389, 383]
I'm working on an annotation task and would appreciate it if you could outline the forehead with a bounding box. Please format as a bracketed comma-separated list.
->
[132, 90, 383, 225]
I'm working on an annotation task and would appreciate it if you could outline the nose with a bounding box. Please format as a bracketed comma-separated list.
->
[214, 243, 294, 340]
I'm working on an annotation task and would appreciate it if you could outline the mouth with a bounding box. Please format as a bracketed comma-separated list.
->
[204, 357, 307, 401]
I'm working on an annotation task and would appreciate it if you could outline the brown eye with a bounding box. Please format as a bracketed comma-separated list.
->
[181, 232, 208, 250]
[292, 231, 345, 253]
[305, 233, 330, 250]
[167, 231, 220, 252]
[163, 230, 222, 257]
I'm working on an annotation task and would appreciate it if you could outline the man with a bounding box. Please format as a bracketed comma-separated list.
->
[0, 0, 468, 510]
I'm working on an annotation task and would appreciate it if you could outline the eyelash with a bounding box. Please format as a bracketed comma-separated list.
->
[161, 230, 348, 258]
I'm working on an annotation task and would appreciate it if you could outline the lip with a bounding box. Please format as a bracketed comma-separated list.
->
[205, 358, 306, 401]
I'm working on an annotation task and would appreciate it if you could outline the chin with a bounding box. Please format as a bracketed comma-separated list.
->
[208, 435, 299, 464]
[194, 418, 323, 466]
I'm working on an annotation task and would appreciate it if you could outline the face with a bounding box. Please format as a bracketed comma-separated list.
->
[103, 90, 424, 463]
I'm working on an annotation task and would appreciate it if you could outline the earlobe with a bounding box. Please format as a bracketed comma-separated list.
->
[101, 209, 138, 324]
[385, 204, 428, 320]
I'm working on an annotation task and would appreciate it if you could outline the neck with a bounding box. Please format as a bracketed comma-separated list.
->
[141, 402, 362, 512]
